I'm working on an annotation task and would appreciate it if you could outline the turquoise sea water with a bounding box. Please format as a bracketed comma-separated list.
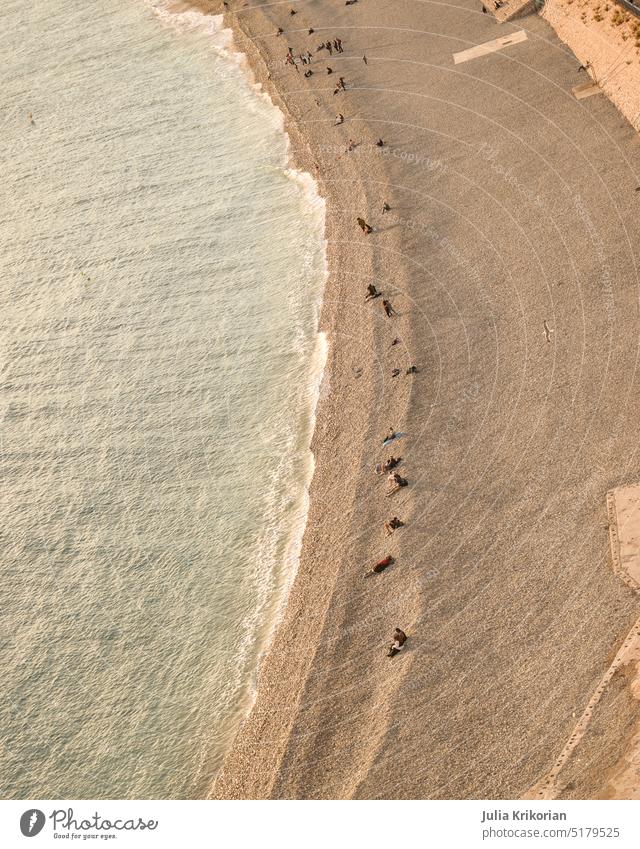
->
[0, 0, 326, 798]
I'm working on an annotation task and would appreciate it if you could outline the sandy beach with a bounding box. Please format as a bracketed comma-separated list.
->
[177, 0, 640, 798]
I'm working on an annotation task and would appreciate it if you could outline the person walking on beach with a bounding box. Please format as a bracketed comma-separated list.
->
[382, 298, 396, 317]
[357, 217, 373, 234]
[388, 628, 407, 657]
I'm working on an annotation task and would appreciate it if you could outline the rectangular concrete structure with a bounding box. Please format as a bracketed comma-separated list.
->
[607, 485, 640, 591]
[453, 30, 528, 64]
[572, 81, 602, 100]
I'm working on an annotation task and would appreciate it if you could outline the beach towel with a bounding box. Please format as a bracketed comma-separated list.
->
[382, 431, 406, 447]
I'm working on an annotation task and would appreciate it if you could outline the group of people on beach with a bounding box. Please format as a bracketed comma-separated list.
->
[277, 10, 412, 660]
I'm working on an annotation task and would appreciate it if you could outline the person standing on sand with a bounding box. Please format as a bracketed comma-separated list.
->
[363, 54, 368, 64]
[365, 283, 380, 300]
[336, 38, 343, 52]
[357, 217, 373, 234]
[382, 202, 391, 213]
[382, 298, 396, 317]
[327, 41, 333, 55]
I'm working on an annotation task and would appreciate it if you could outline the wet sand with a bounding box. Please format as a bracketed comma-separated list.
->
[180, 0, 640, 798]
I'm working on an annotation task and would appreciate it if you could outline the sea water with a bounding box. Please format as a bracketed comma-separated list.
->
[0, 0, 326, 798]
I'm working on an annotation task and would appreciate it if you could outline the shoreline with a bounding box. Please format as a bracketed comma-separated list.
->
[173, 0, 640, 799]
[146, 0, 332, 787]
[206, 0, 415, 799]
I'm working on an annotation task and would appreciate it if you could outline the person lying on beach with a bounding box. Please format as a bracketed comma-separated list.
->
[304, 70, 313, 78]
[384, 517, 404, 536]
[382, 202, 391, 213]
[335, 113, 345, 125]
[386, 472, 408, 496]
[364, 555, 394, 577]
[365, 283, 380, 300]
[289, 7, 297, 13]
[406, 365, 418, 374]
[382, 298, 396, 317]
[277, 27, 284, 36]
[357, 217, 373, 234]
[383, 456, 401, 472]
[347, 139, 358, 152]
[388, 628, 407, 657]
[391, 368, 400, 378]
[327, 67, 333, 74]
[385, 427, 397, 442]
[376, 138, 385, 147]
[338, 77, 346, 89]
